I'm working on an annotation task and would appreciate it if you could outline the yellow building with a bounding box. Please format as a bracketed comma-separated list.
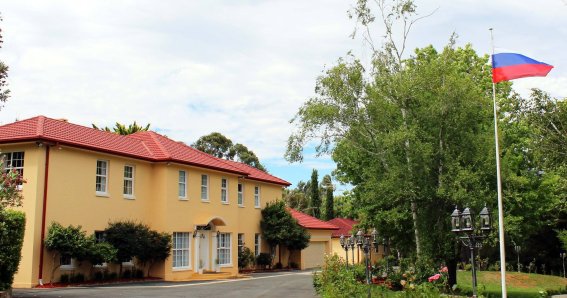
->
[327, 218, 383, 265]
[0, 116, 290, 288]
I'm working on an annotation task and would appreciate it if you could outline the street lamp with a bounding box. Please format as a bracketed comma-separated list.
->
[451, 205, 491, 298]
[561, 252, 566, 278]
[355, 229, 382, 298]
[339, 235, 350, 267]
[349, 234, 356, 265]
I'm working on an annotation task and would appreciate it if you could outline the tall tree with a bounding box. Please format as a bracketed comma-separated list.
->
[309, 169, 321, 218]
[193, 132, 267, 172]
[92, 121, 151, 135]
[0, 14, 9, 108]
[321, 175, 335, 220]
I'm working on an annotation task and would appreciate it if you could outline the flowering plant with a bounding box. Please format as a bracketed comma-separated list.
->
[0, 160, 26, 210]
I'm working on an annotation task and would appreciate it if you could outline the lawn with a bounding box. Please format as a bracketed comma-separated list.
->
[457, 270, 567, 297]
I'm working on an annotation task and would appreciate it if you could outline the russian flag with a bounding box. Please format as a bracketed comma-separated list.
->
[492, 53, 553, 83]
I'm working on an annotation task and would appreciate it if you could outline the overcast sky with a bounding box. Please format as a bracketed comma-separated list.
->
[1, 0, 565, 192]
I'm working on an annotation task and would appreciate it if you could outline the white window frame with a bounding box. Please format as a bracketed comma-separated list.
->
[254, 233, 261, 256]
[96, 160, 109, 196]
[201, 174, 209, 201]
[59, 255, 76, 270]
[2, 151, 25, 190]
[123, 165, 135, 199]
[237, 233, 244, 253]
[172, 232, 191, 270]
[221, 177, 228, 204]
[217, 233, 232, 266]
[237, 183, 244, 206]
[94, 231, 108, 267]
[178, 170, 187, 199]
[254, 186, 261, 208]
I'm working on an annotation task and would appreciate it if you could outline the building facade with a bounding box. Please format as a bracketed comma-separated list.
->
[0, 116, 290, 288]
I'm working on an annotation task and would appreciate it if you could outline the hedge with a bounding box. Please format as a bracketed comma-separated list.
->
[0, 210, 26, 291]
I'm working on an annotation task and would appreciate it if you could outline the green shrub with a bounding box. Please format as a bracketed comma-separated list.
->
[134, 269, 144, 279]
[70, 273, 84, 283]
[238, 247, 255, 269]
[289, 262, 299, 269]
[106, 272, 118, 280]
[274, 262, 283, 269]
[0, 210, 26, 291]
[256, 253, 272, 268]
[93, 271, 104, 281]
[59, 274, 69, 283]
[122, 269, 132, 279]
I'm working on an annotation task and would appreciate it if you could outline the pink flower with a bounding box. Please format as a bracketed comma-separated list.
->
[428, 274, 441, 282]
[440, 266, 448, 273]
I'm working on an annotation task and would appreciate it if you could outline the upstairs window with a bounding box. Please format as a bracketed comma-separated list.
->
[221, 178, 228, 203]
[201, 175, 209, 201]
[178, 171, 187, 199]
[96, 160, 108, 195]
[2, 151, 24, 176]
[254, 186, 261, 208]
[237, 183, 244, 206]
[123, 165, 134, 198]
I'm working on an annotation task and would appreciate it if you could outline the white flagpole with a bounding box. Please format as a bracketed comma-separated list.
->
[490, 28, 507, 298]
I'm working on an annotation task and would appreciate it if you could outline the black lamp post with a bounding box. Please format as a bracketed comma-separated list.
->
[339, 235, 350, 267]
[561, 252, 566, 278]
[349, 234, 356, 265]
[451, 205, 491, 298]
[355, 229, 380, 298]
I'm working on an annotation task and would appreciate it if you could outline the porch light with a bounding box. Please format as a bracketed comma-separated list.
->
[461, 207, 473, 232]
[451, 206, 461, 232]
[479, 205, 491, 232]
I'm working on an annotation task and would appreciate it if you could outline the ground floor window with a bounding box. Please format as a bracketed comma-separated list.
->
[237, 233, 244, 253]
[217, 233, 231, 265]
[172, 232, 191, 269]
[254, 233, 261, 256]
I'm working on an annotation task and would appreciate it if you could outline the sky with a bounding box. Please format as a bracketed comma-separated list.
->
[1, 0, 566, 193]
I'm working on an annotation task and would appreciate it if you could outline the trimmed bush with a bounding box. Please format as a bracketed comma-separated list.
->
[256, 253, 272, 269]
[59, 274, 69, 284]
[238, 247, 255, 269]
[0, 210, 26, 291]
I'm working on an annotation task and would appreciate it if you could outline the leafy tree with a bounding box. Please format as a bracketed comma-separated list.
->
[104, 221, 149, 275]
[92, 121, 150, 135]
[283, 221, 310, 262]
[260, 200, 310, 265]
[192, 132, 267, 171]
[0, 14, 9, 108]
[309, 169, 321, 218]
[44, 222, 91, 283]
[81, 237, 117, 268]
[136, 230, 172, 277]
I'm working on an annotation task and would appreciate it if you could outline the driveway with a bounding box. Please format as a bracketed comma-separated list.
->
[13, 271, 318, 298]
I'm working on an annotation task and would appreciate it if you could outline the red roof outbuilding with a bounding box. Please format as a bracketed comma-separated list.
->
[287, 208, 339, 230]
[327, 218, 359, 238]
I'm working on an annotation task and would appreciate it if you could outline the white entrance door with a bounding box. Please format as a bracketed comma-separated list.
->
[199, 231, 210, 271]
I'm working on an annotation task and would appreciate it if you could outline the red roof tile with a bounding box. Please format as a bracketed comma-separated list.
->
[327, 218, 359, 238]
[288, 208, 339, 230]
[0, 116, 290, 185]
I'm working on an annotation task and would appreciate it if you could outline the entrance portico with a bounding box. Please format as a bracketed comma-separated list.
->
[193, 217, 227, 273]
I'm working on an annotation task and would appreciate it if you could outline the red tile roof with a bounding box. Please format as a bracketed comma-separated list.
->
[327, 218, 359, 238]
[0, 116, 291, 186]
[288, 208, 339, 230]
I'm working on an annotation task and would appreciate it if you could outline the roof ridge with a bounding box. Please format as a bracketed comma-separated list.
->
[36, 116, 45, 137]
[147, 131, 172, 159]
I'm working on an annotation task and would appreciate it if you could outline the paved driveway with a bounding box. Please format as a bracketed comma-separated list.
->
[13, 271, 318, 298]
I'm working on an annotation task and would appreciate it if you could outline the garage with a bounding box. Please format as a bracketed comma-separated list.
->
[302, 241, 326, 269]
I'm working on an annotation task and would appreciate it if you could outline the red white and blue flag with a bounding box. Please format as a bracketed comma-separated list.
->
[492, 53, 553, 83]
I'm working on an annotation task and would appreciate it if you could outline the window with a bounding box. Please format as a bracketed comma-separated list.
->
[217, 233, 231, 266]
[254, 186, 261, 208]
[201, 175, 209, 201]
[2, 151, 25, 189]
[2, 151, 24, 176]
[60, 255, 72, 267]
[178, 171, 187, 199]
[254, 233, 261, 256]
[96, 160, 108, 194]
[221, 178, 228, 203]
[237, 233, 244, 253]
[238, 183, 244, 206]
[94, 231, 106, 243]
[123, 165, 134, 198]
[172, 232, 191, 269]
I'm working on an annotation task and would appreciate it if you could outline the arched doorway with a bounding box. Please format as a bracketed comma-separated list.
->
[193, 217, 227, 273]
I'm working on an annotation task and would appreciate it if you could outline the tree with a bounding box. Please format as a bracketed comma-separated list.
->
[283, 221, 310, 262]
[260, 200, 310, 265]
[309, 169, 321, 218]
[0, 14, 10, 108]
[104, 221, 149, 275]
[136, 230, 172, 277]
[321, 175, 335, 220]
[44, 222, 91, 283]
[192, 132, 267, 171]
[92, 121, 151, 135]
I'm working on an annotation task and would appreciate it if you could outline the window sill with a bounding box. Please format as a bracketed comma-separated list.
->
[179, 197, 188, 201]
[238, 205, 245, 208]
[219, 264, 233, 268]
[254, 206, 261, 209]
[123, 195, 135, 200]
[60, 265, 76, 271]
[172, 267, 191, 272]
[201, 199, 210, 203]
[96, 192, 110, 197]
[221, 202, 229, 205]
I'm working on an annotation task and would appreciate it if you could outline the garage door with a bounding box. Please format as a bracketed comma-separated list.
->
[303, 241, 326, 269]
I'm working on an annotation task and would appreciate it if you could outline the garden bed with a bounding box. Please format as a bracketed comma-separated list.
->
[35, 277, 162, 288]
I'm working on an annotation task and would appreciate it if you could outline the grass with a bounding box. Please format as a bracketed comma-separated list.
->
[457, 270, 567, 297]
